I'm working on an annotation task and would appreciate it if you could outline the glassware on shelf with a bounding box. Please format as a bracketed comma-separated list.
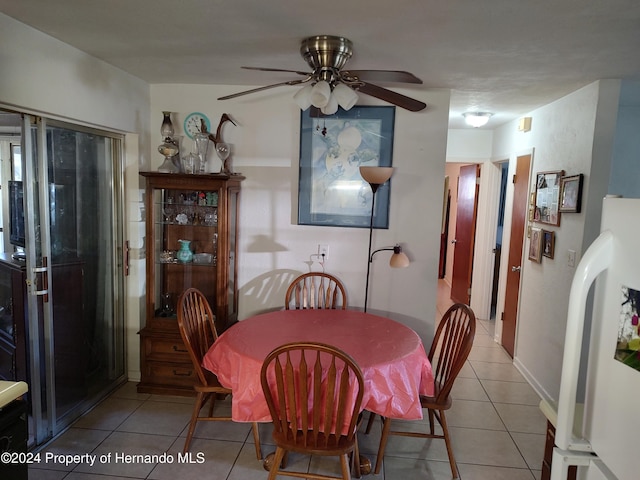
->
[160, 112, 174, 138]
[158, 111, 179, 173]
[159, 250, 176, 263]
[216, 142, 230, 173]
[158, 141, 179, 173]
[177, 239, 193, 263]
[181, 152, 198, 174]
[194, 133, 210, 174]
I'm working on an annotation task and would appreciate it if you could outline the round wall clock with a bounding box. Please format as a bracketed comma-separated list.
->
[183, 112, 211, 139]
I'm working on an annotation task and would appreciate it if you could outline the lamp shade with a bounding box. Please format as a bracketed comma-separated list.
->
[333, 83, 358, 110]
[294, 84, 314, 110]
[321, 93, 339, 115]
[390, 247, 410, 268]
[359, 166, 394, 185]
[310, 80, 331, 108]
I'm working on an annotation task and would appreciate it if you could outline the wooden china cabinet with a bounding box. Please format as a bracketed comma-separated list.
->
[137, 172, 243, 396]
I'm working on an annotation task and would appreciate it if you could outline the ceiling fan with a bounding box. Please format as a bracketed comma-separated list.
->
[218, 35, 427, 113]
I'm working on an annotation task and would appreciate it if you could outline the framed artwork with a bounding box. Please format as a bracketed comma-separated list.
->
[529, 227, 543, 263]
[542, 229, 555, 259]
[298, 106, 395, 228]
[559, 174, 584, 213]
[534, 170, 564, 226]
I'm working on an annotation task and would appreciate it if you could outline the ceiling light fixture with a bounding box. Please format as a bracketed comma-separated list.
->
[463, 112, 493, 128]
[295, 79, 360, 114]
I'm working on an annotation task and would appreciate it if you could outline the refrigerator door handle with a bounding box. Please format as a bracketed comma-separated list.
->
[555, 230, 613, 452]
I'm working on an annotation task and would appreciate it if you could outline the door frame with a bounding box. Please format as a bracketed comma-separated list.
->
[493, 148, 535, 345]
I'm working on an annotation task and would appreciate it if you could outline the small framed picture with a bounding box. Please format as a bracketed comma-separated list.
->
[559, 174, 584, 213]
[529, 227, 543, 263]
[542, 230, 555, 259]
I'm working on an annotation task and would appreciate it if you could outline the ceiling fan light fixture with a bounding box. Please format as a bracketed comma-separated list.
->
[310, 80, 331, 108]
[294, 84, 314, 110]
[463, 112, 493, 128]
[332, 83, 358, 110]
[321, 93, 339, 115]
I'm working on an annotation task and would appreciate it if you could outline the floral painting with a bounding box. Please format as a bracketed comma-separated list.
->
[616, 285, 640, 372]
[298, 106, 395, 228]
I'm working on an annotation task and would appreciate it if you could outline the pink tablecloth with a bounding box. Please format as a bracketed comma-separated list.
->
[202, 309, 434, 422]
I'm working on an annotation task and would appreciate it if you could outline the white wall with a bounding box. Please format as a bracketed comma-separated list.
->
[149, 85, 451, 347]
[490, 81, 620, 404]
[0, 13, 151, 381]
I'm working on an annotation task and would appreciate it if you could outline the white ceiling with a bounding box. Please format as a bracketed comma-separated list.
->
[1, 0, 639, 128]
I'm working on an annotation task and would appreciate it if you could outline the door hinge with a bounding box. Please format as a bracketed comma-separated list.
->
[512, 174, 517, 183]
[501, 312, 505, 321]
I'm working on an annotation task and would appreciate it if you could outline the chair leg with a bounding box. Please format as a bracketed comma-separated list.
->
[207, 392, 216, 417]
[373, 416, 392, 474]
[438, 410, 459, 479]
[251, 422, 262, 459]
[351, 437, 361, 478]
[268, 447, 286, 480]
[428, 408, 436, 435]
[340, 453, 352, 480]
[183, 391, 207, 453]
[365, 412, 376, 434]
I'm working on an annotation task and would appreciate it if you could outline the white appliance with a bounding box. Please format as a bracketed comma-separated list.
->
[552, 197, 640, 480]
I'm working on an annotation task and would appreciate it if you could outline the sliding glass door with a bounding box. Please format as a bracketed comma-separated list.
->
[1, 111, 127, 446]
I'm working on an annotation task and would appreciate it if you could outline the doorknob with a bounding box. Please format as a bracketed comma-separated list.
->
[511, 265, 521, 272]
[451, 239, 457, 244]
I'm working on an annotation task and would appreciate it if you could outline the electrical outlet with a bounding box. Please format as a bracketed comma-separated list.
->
[318, 244, 329, 260]
[568, 249, 576, 268]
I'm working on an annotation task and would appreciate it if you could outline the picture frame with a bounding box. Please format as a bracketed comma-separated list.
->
[298, 106, 395, 228]
[534, 170, 564, 226]
[542, 229, 555, 259]
[559, 174, 584, 213]
[529, 227, 543, 263]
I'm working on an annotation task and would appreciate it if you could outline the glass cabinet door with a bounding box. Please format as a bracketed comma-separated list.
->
[153, 187, 219, 318]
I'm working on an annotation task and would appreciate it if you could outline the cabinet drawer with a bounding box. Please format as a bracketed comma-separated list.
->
[142, 336, 191, 362]
[143, 361, 197, 387]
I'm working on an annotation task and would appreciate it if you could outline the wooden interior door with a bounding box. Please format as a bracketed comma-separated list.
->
[450, 164, 480, 304]
[502, 154, 531, 357]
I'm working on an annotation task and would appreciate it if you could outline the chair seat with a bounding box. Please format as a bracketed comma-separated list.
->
[194, 369, 230, 393]
[419, 387, 452, 410]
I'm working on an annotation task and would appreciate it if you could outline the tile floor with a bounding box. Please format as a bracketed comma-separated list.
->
[29, 281, 546, 479]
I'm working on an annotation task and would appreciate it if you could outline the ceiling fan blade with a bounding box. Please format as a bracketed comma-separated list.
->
[242, 66, 310, 76]
[343, 70, 423, 84]
[218, 79, 308, 100]
[357, 82, 426, 112]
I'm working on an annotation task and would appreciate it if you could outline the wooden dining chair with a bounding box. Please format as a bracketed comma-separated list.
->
[260, 341, 365, 480]
[177, 287, 261, 459]
[284, 272, 348, 310]
[369, 303, 476, 478]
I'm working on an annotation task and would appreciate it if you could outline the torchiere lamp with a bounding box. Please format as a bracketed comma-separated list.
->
[360, 166, 410, 312]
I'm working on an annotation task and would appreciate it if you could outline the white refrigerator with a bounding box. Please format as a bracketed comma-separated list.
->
[552, 197, 640, 480]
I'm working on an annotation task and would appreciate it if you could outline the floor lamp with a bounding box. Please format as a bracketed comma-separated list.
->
[360, 166, 410, 312]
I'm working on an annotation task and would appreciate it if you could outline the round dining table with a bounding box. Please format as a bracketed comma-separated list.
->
[202, 309, 434, 423]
